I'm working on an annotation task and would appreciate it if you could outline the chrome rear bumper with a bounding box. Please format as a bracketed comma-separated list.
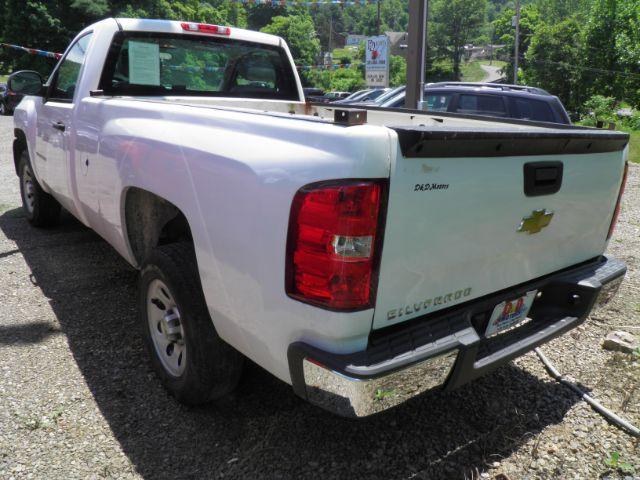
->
[288, 255, 626, 418]
[302, 351, 457, 417]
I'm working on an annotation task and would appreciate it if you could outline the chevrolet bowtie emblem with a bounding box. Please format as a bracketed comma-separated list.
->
[518, 209, 554, 234]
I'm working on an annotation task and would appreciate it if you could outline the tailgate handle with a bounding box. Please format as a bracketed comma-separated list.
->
[524, 161, 563, 196]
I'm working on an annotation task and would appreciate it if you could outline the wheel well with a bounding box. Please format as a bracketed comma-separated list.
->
[13, 129, 27, 176]
[124, 188, 192, 266]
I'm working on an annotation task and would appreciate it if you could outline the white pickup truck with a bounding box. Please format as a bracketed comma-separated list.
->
[10, 18, 629, 417]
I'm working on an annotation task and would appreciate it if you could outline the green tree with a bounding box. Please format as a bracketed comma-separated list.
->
[246, 4, 287, 31]
[308, 66, 365, 91]
[0, 0, 68, 75]
[493, 4, 540, 83]
[431, 0, 487, 80]
[309, 5, 345, 52]
[70, 0, 109, 19]
[614, 0, 640, 106]
[581, 0, 640, 107]
[582, 94, 617, 124]
[524, 18, 583, 109]
[389, 54, 406, 87]
[113, 0, 247, 27]
[261, 14, 321, 67]
[534, 0, 590, 21]
[581, 0, 620, 98]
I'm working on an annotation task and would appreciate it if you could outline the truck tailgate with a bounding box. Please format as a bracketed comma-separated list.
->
[372, 126, 629, 330]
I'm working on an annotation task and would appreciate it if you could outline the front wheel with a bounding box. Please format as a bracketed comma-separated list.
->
[18, 151, 61, 227]
[139, 242, 244, 404]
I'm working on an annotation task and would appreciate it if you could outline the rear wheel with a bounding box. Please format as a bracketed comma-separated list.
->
[18, 151, 61, 227]
[140, 242, 244, 404]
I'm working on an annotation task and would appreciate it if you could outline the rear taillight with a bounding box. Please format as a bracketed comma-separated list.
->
[286, 180, 385, 311]
[607, 162, 629, 240]
[180, 22, 231, 35]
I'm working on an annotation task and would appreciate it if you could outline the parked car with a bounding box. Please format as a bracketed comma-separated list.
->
[0, 83, 7, 115]
[340, 88, 372, 101]
[319, 91, 350, 103]
[349, 85, 406, 107]
[334, 88, 391, 105]
[11, 18, 628, 418]
[380, 82, 571, 124]
[302, 87, 325, 103]
[1, 71, 43, 115]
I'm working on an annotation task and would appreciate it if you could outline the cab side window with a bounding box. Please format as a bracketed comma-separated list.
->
[456, 94, 507, 117]
[512, 98, 555, 122]
[425, 93, 452, 112]
[49, 34, 93, 102]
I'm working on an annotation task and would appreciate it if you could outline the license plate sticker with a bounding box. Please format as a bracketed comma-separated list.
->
[485, 290, 537, 337]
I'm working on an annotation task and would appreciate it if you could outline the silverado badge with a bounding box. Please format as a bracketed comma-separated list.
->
[518, 209, 554, 234]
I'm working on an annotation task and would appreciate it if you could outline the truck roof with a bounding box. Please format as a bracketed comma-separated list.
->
[80, 17, 283, 47]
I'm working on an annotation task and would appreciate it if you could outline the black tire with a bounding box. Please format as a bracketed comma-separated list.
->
[18, 151, 61, 227]
[0, 102, 7, 116]
[139, 242, 244, 404]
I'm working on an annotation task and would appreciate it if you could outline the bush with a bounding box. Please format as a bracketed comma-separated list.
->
[622, 111, 640, 130]
[307, 66, 365, 92]
[581, 95, 617, 124]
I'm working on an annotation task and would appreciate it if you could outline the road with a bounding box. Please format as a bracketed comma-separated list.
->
[0, 115, 638, 479]
[481, 63, 504, 83]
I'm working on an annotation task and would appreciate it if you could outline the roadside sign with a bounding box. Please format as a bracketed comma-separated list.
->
[365, 35, 389, 87]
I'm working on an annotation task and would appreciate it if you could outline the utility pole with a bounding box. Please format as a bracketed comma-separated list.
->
[406, 0, 428, 110]
[377, 0, 381, 36]
[329, 13, 333, 53]
[513, 0, 520, 84]
[490, 25, 495, 66]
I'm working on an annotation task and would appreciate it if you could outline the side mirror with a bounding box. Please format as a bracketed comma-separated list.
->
[7, 70, 44, 96]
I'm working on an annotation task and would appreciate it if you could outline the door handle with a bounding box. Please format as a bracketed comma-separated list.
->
[52, 121, 66, 132]
[523, 161, 563, 197]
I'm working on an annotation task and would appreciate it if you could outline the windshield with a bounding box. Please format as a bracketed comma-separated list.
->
[99, 32, 299, 100]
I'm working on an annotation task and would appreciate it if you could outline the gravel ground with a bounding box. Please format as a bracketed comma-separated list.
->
[0, 114, 638, 480]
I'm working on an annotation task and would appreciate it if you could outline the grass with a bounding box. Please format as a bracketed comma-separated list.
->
[622, 128, 639, 164]
[460, 60, 508, 82]
[374, 388, 396, 401]
[480, 59, 507, 69]
[332, 47, 359, 62]
[577, 123, 638, 164]
[460, 61, 486, 82]
[604, 451, 635, 475]
[0, 74, 8, 83]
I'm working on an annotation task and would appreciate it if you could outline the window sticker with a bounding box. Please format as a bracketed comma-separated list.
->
[129, 41, 160, 86]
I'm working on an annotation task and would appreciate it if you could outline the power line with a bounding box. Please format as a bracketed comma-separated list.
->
[506, 55, 640, 79]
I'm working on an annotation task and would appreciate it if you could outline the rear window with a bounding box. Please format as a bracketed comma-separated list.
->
[512, 98, 555, 122]
[425, 93, 452, 112]
[99, 32, 298, 100]
[456, 94, 507, 116]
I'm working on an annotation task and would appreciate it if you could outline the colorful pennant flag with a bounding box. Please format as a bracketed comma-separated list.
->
[0, 43, 62, 60]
